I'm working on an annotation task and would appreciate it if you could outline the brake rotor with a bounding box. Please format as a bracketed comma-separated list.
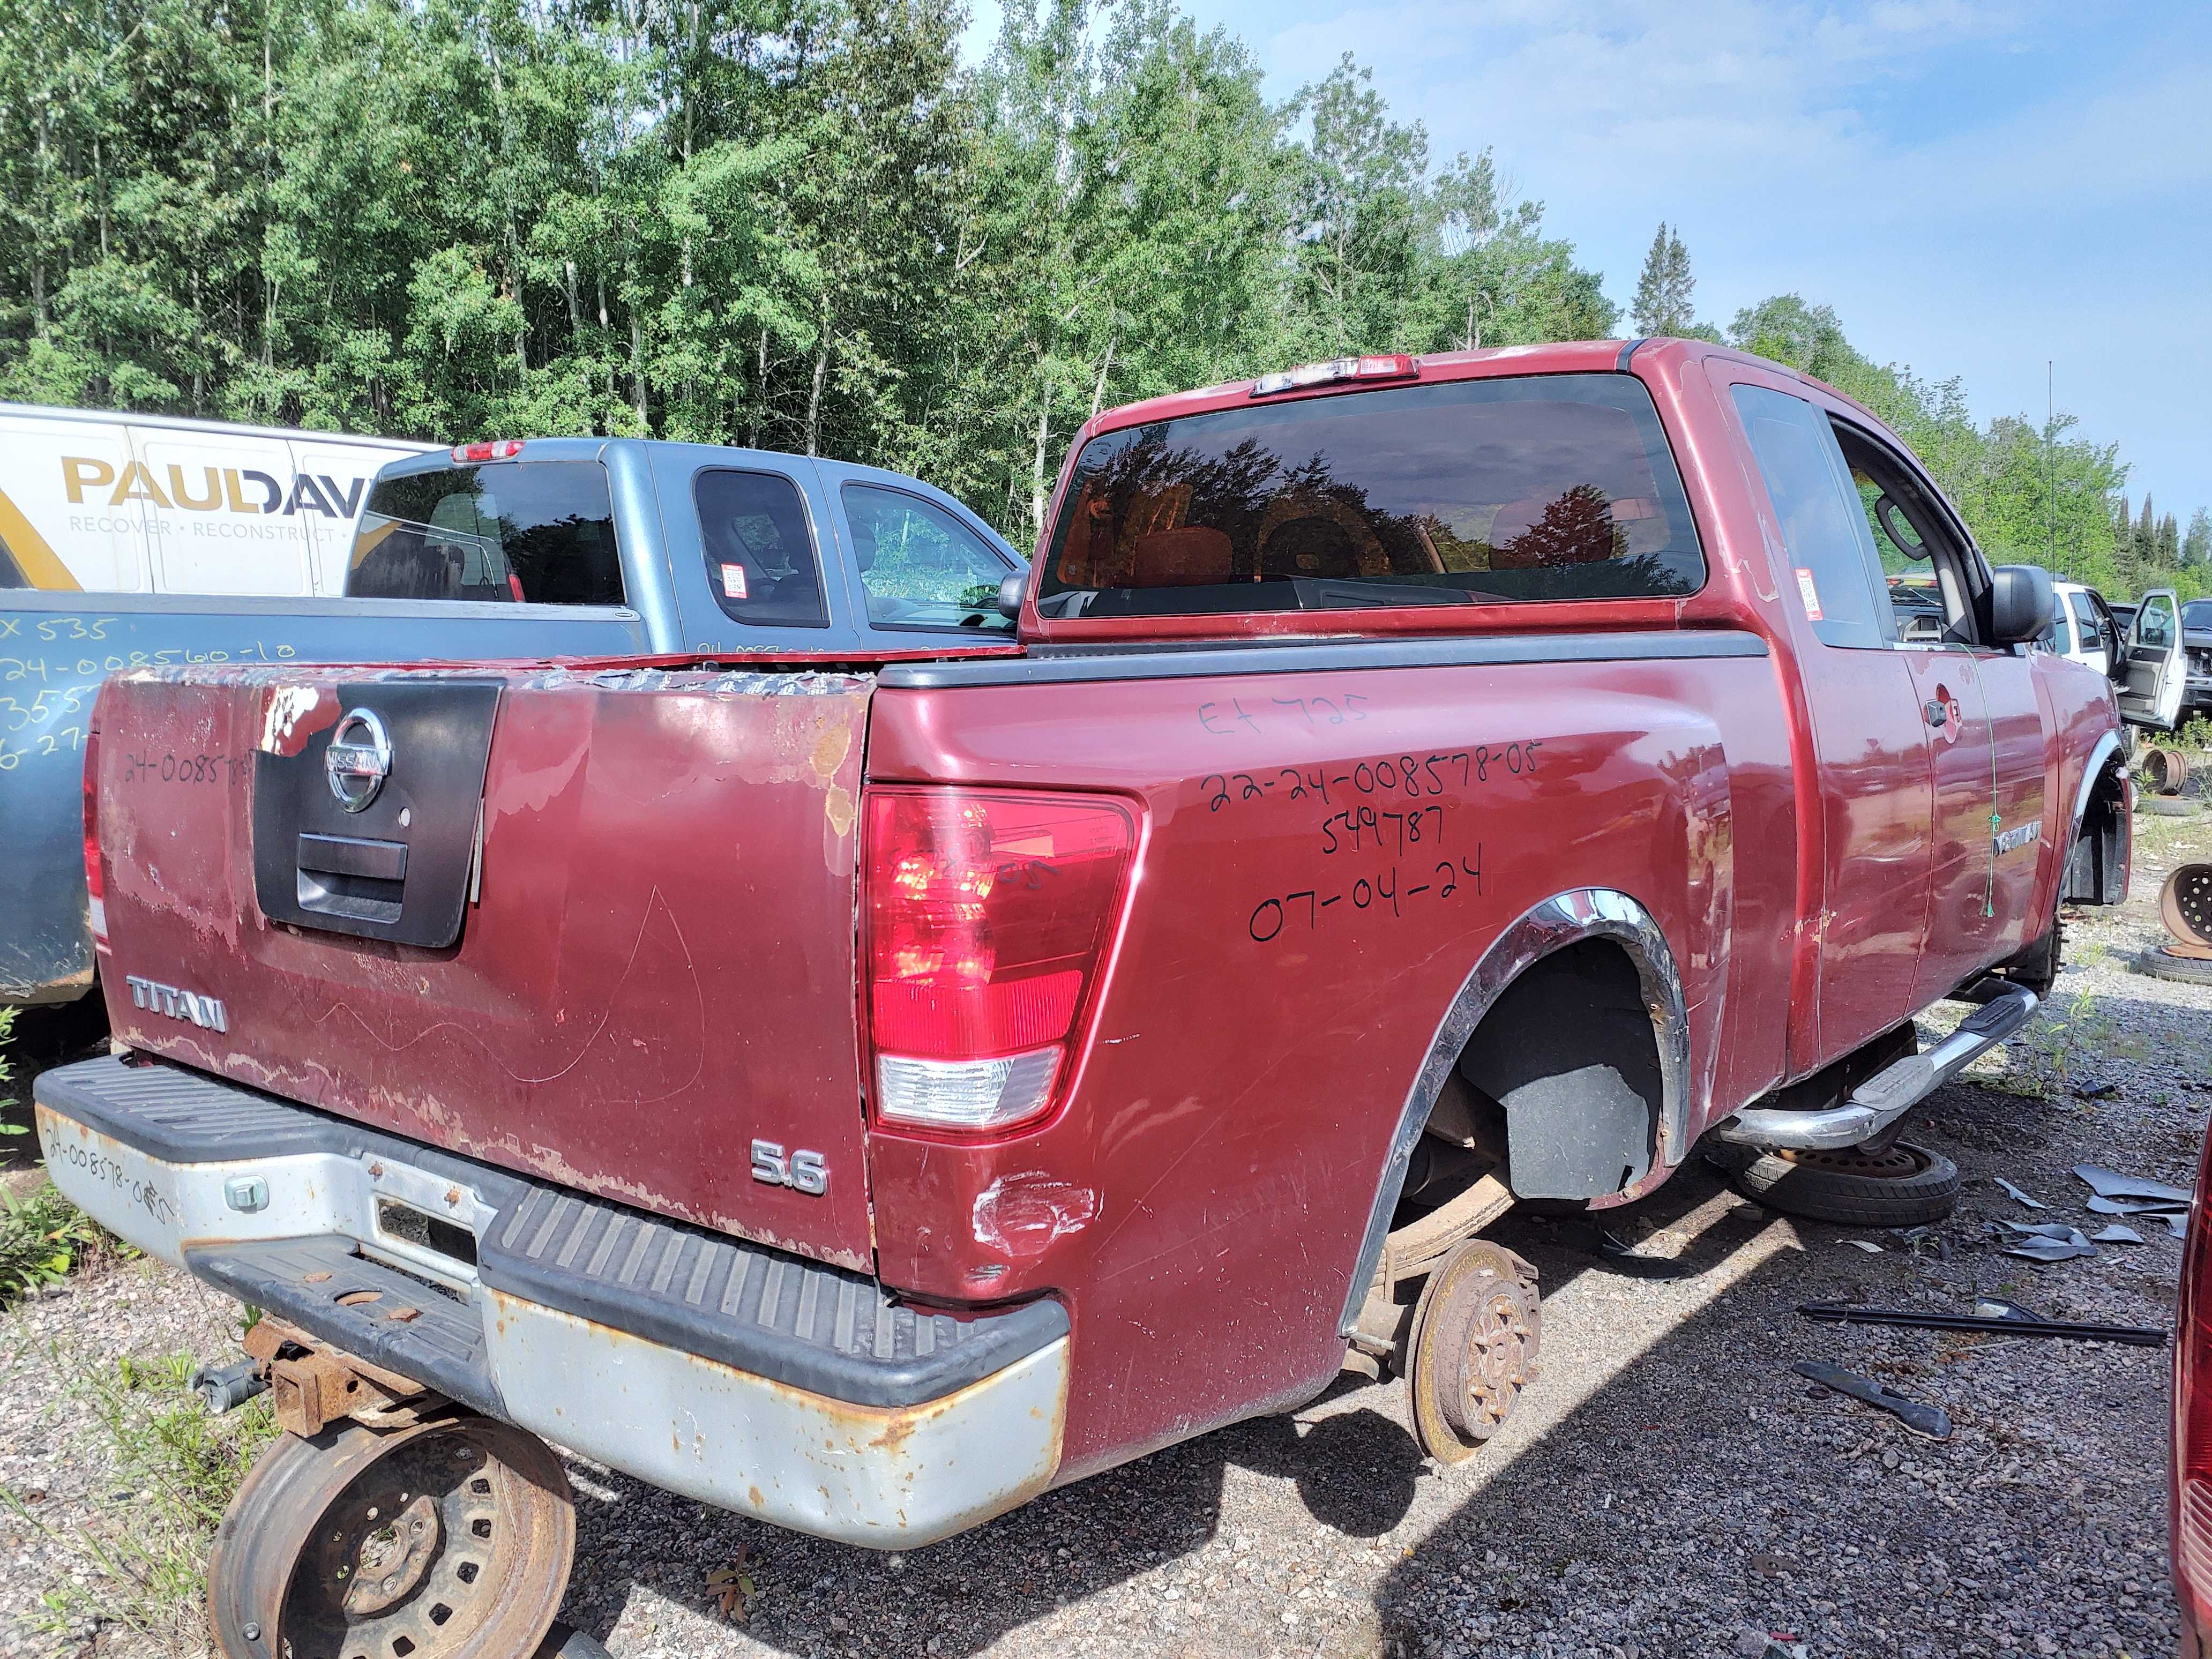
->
[1404, 1238, 1541, 1465]
[1769, 1142, 1934, 1180]
[2161, 864, 2212, 952]
[208, 1414, 573, 1659]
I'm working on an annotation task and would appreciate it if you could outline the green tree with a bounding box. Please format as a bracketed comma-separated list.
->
[1631, 222, 1697, 337]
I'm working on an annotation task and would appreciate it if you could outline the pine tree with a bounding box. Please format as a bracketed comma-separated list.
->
[2113, 495, 2142, 593]
[2158, 512, 2180, 568]
[1631, 222, 1696, 337]
[2185, 509, 2211, 568]
[2136, 497, 2159, 571]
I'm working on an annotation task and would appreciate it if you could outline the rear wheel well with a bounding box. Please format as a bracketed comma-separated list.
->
[1446, 939, 1665, 1202]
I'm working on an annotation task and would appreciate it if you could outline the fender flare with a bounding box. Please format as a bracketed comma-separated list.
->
[1335, 887, 1692, 1336]
[2065, 729, 2126, 849]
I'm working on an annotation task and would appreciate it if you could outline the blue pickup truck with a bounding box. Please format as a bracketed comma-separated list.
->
[1, 437, 1023, 1005]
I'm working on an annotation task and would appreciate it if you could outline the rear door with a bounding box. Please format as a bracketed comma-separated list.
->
[2118, 589, 2186, 729]
[94, 660, 880, 1269]
[1725, 377, 1933, 1062]
[133, 423, 312, 596]
[647, 445, 868, 653]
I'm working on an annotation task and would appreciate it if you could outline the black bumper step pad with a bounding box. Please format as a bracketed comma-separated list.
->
[479, 1186, 1065, 1408]
[187, 1235, 503, 1416]
[39, 1057, 1066, 1409]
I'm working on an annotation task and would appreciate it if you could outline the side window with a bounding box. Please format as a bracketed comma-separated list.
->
[1829, 420, 1978, 646]
[2138, 595, 2176, 649]
[842, 485, 1014, 634]
[1731, 385, 1892, 649]
[695, 469, 827, 627]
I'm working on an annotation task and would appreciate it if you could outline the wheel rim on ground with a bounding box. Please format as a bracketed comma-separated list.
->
[209, 1414, 574, 1659]
[1768, 1141, 1936, 1180]
[1405, 1239, 1541, 1466]
[2161, 864, 2212, 953]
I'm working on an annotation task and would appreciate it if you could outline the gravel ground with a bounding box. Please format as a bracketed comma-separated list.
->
[3, 807, 2209, 1659]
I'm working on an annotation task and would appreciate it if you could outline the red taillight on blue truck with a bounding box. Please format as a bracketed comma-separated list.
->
[863, 787, 1137, 1137]
[81, 721, 107, 950]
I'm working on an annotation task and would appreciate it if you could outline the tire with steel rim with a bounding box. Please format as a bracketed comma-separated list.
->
[1403, 1238, 1541, 1465]
[209, 1414, 574, 1659]
[2134, 946, 2212, 987]
[1713, 1140, 1961, 1227]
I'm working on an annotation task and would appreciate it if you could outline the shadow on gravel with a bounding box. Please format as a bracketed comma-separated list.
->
[551, 1070, 2185, 1658]
[550, 1163, 1770, 1657]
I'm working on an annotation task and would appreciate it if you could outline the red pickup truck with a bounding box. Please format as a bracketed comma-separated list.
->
[36, 339, 2128, 1659]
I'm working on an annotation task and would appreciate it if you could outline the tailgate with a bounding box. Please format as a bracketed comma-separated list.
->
[91, 662, 877, 1271]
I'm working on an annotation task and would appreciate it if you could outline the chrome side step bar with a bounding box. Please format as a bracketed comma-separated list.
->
[1715, 986, 2038, 1151]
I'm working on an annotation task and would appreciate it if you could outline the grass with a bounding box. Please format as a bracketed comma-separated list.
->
[4, 1346, 279, 1650]
[0, 1004, 136, 1305]
[0, 1181, 125, 1302]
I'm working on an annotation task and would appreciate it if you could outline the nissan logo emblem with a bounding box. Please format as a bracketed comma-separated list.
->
[326, 708, 393, 812]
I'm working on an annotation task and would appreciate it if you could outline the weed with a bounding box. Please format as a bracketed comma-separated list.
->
[3, 1345, 277, 1650]
[0, 1182, 129, 1302]
[2021, 988, 2116, 1097]
[0, 1005, 139, 1304]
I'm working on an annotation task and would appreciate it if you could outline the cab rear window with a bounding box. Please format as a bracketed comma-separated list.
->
[1035, 374, 1704, 619]
[347, 461, 623, 604]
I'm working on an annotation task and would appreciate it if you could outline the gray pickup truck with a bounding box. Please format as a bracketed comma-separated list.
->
[1, 438, 1022, 1005]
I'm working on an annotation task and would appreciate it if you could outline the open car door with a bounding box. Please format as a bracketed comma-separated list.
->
[2117, 588, 2187, 729]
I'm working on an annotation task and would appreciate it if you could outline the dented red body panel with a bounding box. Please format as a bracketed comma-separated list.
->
[87, 340, 2127, 1490]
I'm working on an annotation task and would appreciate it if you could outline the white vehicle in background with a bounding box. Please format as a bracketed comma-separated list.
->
[2117, 587, 2191, 732]
[2049, 579, 2119, 675]
[0, 403, 435, 595]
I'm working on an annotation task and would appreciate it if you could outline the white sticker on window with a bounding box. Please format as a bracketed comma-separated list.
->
[721, 563, 748, 601]
[1795, 567, 1824, 622]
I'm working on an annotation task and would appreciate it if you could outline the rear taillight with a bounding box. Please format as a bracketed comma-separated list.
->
[81, 722, 107, 949]
[2177, 1135, 2212, 1634]
[864, 788, 1137, 1137]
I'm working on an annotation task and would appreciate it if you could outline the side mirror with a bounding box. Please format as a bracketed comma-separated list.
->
[1987, 564, 2056, 646]
[997, 571, 1027, 621]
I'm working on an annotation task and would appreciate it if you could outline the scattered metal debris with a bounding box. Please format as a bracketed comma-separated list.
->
[2073, 1164, 2192, 1206]
[1574, 1225, 1693, 1281]
[2002, 1230, 2099, 1262]
[1840, 1239, 1884, 1253]
[2089, 1223, 2145, 1245]
[2001, 1221, 2089, 1240]
[1792, 1359, 1953, 1439]
[2073, 1082, 2119, 1101]
[1995, 1176, 2046, 1209]
[2086, 1193, 2186, 1216]
[1798, 1298, 2168, 1347]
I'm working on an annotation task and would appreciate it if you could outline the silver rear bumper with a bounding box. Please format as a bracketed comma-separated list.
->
[35, 1059, 1067, 1548]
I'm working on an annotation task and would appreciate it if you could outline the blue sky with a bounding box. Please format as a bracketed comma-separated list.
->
[967, 1, 2212, 526]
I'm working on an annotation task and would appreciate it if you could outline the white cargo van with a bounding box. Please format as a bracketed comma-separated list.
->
[0, 403, 436, 595]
